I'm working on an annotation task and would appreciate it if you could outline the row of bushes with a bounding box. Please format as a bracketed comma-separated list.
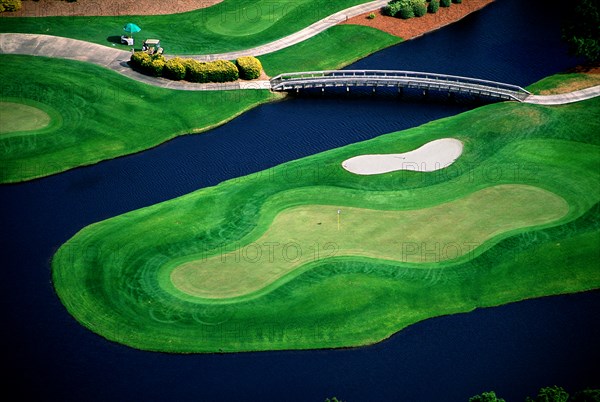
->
[383, 0, 462, 19]
[129, 53, 263, 83]
[0, 0, 22, 13]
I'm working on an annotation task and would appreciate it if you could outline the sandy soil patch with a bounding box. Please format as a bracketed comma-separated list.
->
[342, 138, 463, 175]
[1, 0, 222, 17]
[340, 0, 495, 40]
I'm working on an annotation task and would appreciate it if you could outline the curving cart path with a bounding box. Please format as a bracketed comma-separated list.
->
[0, 0, 599, 103]
[0, 0, 388, 90]
[522, 86, 600, 105]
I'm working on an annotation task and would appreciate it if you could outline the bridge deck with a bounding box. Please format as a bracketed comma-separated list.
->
[270, 70, 531, 101]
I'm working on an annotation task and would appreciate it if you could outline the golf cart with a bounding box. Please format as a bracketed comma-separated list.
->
[120, 35, 134, 46]
[142, 39, 163, 55]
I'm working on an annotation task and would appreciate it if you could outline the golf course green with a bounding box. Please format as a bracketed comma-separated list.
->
[51, 74, 600, 352]
[169, 184, 568, 299]
[0, 100, 53, 134]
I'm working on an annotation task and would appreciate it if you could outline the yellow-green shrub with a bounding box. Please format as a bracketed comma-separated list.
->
[185, 59, 239, 83]
[163, 58, 187, 80]
[236, 56, 263, 80]
[0, 0, 22, 13]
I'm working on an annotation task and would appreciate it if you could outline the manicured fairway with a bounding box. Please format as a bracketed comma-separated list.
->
[52, 74, 600, 352]
[0, 101, 52, 134]
[0, 55, 276, 183]
[259, 25, 403, 76]
[170, 184, 568, 299]
[0, 0, 372, 54]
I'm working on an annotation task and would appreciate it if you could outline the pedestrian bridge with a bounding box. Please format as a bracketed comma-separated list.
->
[270, 70, 532, 101]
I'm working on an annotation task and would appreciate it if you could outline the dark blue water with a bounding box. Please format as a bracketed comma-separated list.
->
[2, 0, 598, 400]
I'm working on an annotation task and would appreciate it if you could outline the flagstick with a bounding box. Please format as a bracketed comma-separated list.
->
[337, 209, 341, 231]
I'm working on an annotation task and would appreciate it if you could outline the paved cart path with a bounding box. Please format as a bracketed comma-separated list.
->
[1, 29, 599, 102]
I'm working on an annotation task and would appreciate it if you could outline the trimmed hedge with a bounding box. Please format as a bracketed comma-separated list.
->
[148, 58, 165, 77]
[185, 59, 239, 83]
[163, 58, 187, 81]
[428, 0, 440, 13]
[0, 0, 21, 12]
[130, 53, 252, 83]
[236, 56, 263, 80]
[129, 52, 165, 77]
[129, 51, 163, 80]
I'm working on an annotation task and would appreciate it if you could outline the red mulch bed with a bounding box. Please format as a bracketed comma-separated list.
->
[340, 0, 495, 40]
[1, 0, 222, 17]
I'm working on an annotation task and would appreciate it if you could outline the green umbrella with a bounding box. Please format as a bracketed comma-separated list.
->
[123, 22, 141, 38]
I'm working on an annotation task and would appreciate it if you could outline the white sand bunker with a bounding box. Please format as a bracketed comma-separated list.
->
[342, 138, 464, 175]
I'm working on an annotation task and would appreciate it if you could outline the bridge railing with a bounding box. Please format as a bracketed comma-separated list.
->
[270, 70, 531, 96]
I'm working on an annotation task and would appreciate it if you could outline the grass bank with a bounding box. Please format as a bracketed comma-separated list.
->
[52, 74, 600, 352]
[259, 25, 402, 76]
[526, 71, 600, 95]
[0, 55, 277, 183]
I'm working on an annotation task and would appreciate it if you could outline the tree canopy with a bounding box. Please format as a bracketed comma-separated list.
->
[562, 0, 600, 62]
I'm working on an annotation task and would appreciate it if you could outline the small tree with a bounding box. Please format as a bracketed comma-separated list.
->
[440, 0, 451, 7]
[413, 2, 427, 17]
[469, 391, 506, 402]
[428, 0, 440, 13]
[383, 2, 402, 17]
[453, 0, 463, 3]
[398, 4, 414, 19]
[562, 0, 600, 62]
[571, 389, 600, 402]
[534, 386, 570, 402]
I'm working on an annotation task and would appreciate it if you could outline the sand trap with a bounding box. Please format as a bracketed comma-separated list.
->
[342, 138, 463, 175]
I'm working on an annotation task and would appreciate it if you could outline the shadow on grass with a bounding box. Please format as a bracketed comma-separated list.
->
[107, 35, 122, 44]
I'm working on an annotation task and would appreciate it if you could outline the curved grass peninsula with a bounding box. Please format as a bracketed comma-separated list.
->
[52, 77, 600, 352]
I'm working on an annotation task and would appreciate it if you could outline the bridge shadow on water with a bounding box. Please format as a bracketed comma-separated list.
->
[285, 86, 504, 107]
